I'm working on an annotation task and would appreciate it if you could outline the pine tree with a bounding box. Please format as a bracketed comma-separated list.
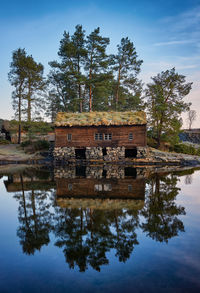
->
[22, 54, 46, 122]
[85, 27, 110, 111]
[49, 25, 87, 113]
[112, 37, 143, 111]
[8, 48, 27, 143]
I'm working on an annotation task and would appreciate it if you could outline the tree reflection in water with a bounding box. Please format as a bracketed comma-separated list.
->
[141, 173, 185, 243]
[13, 174, 54, 255]
[9, 167, 188, 271]
[53, 207, 139, 271]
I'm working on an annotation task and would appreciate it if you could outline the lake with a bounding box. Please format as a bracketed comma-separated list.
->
[0, 165, 200, 293]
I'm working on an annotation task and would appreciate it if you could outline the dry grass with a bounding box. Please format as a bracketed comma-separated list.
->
[55, 111, 146, 127]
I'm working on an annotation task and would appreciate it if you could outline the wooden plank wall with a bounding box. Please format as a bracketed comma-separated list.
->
[55, 125, 147, 148]
[56, 178, 145, 200]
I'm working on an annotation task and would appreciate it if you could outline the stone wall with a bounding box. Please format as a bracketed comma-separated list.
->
[53, 146, 148, 162]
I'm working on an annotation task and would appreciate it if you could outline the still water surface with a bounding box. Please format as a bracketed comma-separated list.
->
[0, 165, 200, 293]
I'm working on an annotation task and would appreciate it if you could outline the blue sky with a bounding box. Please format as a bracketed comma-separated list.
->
[1, 0, 200, 127]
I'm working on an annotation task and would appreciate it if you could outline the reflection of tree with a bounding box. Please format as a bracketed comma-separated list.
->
[10, 166, 188, 272]
[14, 175, 53, 254]
[141, 174, 185, 243]
[53, 207, 140, 272]
[185, 175, 193, 185]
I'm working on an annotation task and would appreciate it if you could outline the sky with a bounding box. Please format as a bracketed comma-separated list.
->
[1, 0, 200, 127]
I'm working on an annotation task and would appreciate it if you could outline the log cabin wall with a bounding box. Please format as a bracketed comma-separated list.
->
[55, 125, 147, 148]
[56, 177, 145, 200]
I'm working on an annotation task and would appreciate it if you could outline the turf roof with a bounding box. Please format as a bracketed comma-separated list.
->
[55, 111, 146, 127]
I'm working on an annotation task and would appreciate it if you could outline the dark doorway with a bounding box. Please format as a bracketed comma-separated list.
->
[125, 148, 137, 158]
[76, 166, 86, 177]
[102, 169, 107, 178]
[102, 148, 107, 156]
[125, 167, 137, 179]
[75, 148, 86, 159]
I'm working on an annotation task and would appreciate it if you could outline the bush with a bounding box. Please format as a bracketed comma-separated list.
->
[21, 139, 50, 152]
[33, 140, 50, 151]
[173, 143, 199, 155]
[21, 140, 31, 147]
[0, 139, 10, 145]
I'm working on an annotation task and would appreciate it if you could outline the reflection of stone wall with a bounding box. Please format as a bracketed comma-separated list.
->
[54, 146, 148, 162]
[55, 165, 133, 179]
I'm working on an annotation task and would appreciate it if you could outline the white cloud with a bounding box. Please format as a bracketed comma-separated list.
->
[154, 40, 196, 46]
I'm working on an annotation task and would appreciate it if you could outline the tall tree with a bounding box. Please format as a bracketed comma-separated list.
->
[85, 27, 110, 111]
[8, 48, 46, 132]
[112, 37, 143, 110]
[23, 54, 46, 122]
[49, 25, 87, 113]
[8, 48, 27, 143]
[146, 68, 192, 148]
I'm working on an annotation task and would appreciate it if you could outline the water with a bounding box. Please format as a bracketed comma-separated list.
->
[0, 165, 200, 293]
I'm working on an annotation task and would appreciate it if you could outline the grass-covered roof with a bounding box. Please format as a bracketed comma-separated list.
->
[55, 111, 146, 127]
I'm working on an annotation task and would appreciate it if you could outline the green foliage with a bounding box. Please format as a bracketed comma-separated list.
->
[146, 68, 192, 148]
[9, 120, 53, 134]
[172, 143, 200, 155]
[20, 140, 31, 147]
[111, 37, 143, 111]
[8, 48, 46, 124]
[33, 140, 50, 151]
[47, 25, 143, 115]
[0, 139, 10, 145]
[21, 139, 50, 151]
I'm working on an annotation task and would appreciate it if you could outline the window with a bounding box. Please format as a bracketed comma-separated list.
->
[129, 132, 133, 140]
[94, 133, 112, 140]
[95, 133, 103, 140]
[104, 133, 112, 140]
[95, 184, 103, 191]
[104, 184, 112, 191]
[128, 185, 133, 192]
[67, 133, 72, 141]
[68, 183, 73, 191]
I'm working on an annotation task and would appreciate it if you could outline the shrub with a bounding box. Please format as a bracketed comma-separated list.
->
[33, 140, 50, 151]
[21, 140, 31, 147]
[173, 143, 199, 155]
[0, 139, 10, 145]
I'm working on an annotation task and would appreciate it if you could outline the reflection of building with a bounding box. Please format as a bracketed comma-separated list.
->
[56, 166, 145, 209]
[54, 111, 147, 161]
[4, 173, 55, 192]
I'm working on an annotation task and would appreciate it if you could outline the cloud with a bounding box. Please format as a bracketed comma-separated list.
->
[153, 40, 196, 46]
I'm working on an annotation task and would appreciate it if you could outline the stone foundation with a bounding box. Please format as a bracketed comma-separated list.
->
[53, 146, 148, 162]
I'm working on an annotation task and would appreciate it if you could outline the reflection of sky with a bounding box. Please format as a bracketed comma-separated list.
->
[1, 0, 200, 127]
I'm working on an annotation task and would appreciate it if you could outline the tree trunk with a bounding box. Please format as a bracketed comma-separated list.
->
[28, 96, 31, 122]
[79, 84, 82, 113]
[115, 66, 121, 110]
[18, 87, 22, 144]
[89, 69, 92, 112]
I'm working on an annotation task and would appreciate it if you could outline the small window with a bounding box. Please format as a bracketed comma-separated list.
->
[67, 134, 72, 141]
[95, 133, 103, 140]
[68, 183, 73, 191]
[95, 184, 103, 191]
[104, 184, 112, 191]
[129, 133, 133, 140]
[104, 133, 112, 140]
[128, 185, 132, 192]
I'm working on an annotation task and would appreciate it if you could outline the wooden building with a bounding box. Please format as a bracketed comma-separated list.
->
[54, 111, 147, 161]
